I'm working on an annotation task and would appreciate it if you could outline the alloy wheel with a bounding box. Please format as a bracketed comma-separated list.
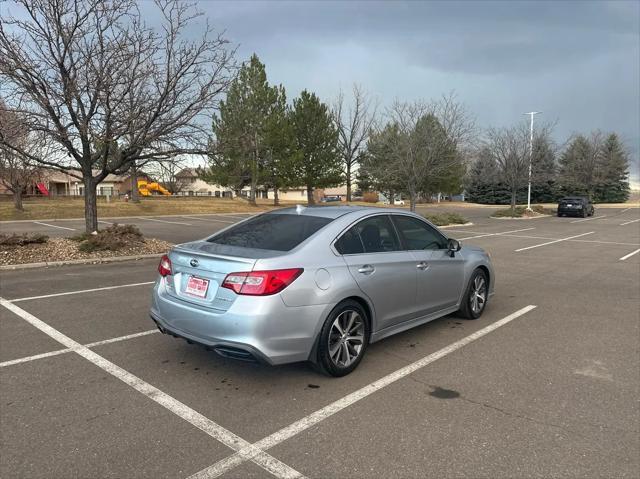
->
[470, 275, 487, 314]
[328, 310, 365, 367]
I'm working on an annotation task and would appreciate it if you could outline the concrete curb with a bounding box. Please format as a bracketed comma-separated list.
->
[0, 253, 162, 271]
[489, 215, 552, 220]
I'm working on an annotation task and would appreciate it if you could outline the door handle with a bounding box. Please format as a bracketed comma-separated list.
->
[416, 261, 429, 270]
[358, 265, 375, 274]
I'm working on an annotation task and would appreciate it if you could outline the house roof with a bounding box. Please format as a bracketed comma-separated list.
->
[40, 168, 146, 184]
[175, 168, 199, 178]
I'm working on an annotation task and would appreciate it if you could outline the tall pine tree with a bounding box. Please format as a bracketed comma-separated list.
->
[207, 54, 280, 205]
[594, 133, 630, 202]
[290, 90, 342, 204]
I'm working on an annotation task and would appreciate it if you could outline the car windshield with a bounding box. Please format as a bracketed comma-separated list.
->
[207, 213, 333, 251]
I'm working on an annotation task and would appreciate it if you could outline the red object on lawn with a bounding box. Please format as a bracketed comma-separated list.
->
[36, 183, 49, 196]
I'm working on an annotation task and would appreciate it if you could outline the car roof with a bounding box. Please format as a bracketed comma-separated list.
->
[266, 205, 407, 220]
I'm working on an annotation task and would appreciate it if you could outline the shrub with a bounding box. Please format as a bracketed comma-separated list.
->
[77, 223, 144, 252]
[424, 212, 467, 226]
[0, 233, 49, 247]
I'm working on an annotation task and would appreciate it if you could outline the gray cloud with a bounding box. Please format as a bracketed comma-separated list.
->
[201, 0, 639, 178]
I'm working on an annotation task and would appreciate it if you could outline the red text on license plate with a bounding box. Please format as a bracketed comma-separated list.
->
[186, 276, 209, 298]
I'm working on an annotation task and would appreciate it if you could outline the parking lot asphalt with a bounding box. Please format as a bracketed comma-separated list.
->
[1, 206, 639, 478]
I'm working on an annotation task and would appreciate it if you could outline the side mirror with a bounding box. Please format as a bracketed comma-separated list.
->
[447, 238, 461, 257]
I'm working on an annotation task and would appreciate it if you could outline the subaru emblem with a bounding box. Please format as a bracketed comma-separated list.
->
[190, 258, 199, 267]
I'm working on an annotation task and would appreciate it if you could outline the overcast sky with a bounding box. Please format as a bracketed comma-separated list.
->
[198, 0, 639, 182]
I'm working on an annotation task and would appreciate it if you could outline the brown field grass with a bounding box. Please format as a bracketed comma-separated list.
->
[0, 196, 277, 221]
[1, 195, 636, 222]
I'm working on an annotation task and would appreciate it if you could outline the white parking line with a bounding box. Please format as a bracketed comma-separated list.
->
[620, 218, 640, 226]
[32, 221, 76, 231]
[619, 249, 640, 261]
[181, 216, 236, 224]
[188, 305, 538, 479]
[0, 329, 159, 368]
[458, 227, 535, 241]
[98, 220, 113, 225]
[570, 215, 607, 223]
[0, 298, 304, 479]
[502, 234, 639, 247]
[515, 232, 595, 252]
[136, 217, 192, 226]
[9, 281, 155, 303]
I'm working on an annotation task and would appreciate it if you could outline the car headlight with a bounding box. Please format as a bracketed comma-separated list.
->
[576, 204, 583, 209]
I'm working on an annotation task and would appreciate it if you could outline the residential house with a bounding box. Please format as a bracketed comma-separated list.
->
[174, 168, 235, 197]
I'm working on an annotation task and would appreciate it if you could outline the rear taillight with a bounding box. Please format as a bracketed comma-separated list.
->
[222, 268, 303, 296]
[158, 254, 172, 277]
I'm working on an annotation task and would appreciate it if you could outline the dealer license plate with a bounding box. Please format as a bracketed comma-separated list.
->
[185, 276, 209, 298]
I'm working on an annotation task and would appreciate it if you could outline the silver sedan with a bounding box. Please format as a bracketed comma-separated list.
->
[150, 206, 495, 376]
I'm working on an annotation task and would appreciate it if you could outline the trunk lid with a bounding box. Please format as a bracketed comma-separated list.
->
[166, 241, 263, 312]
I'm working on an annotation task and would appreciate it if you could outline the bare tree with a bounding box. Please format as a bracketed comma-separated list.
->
[485, 121, 554, 213]
[368, 95, 474, 212]
[0, 0, 235, 232]
[333, 84, 377, 201]
[148, 156, 190, 194]
[0, 101, 45, 210]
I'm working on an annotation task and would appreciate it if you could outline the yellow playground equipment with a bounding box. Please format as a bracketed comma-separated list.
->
[137, 179, 171, 196]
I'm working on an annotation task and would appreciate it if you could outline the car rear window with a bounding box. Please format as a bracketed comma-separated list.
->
[207, 214, 332, 251]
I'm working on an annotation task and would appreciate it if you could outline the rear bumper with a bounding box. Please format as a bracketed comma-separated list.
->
[557, 208, 583, 216]
[149, 279, 327, 365]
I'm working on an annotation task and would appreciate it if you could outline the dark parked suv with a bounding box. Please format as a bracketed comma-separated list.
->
[557, 196, 595, 217]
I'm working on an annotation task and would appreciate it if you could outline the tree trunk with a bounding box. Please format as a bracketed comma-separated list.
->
[12, 189, 24, 211]
[249, 157, 258, 206]
[346, 164, 352, 202]
[84, 176, 99, 233]
[130, 163, 139, 203]
[273, 187, 280, 206]
[410, 194, 417, 212]
[510, 190, 517, 215]
[307, 186, 315, 205]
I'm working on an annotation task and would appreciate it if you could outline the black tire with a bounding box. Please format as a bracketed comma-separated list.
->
[314, 300, 370, 377]
[457, 269, 489, 320]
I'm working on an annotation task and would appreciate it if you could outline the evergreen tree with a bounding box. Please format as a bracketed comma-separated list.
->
[207, 54, 280, 205]
[530, 135, 557, 202]
[262, 88, 299, 205]
[557, 132, 630, 202]
[594, 133, 630, 202]
[362, 122, 404, 201]
[558, 135, 597, 198]
[290, 90, 342, 204]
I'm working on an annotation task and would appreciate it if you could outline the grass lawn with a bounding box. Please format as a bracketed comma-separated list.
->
[0, 197, 281, 221]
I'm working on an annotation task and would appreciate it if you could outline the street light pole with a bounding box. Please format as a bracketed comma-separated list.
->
[524, 111, 540, 211]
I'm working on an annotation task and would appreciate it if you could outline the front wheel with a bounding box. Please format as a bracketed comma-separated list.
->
[315, 300, 370, 377]
[457, 269, 489, 320]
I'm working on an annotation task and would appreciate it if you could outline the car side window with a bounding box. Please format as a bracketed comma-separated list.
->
[392, 215, 447, 250]
[335, 215, 401, 254]
[334, 228, 364, 255]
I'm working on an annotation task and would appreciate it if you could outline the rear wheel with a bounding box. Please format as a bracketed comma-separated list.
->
[315, 300, 369, 377]
[457, 269, 489, 320]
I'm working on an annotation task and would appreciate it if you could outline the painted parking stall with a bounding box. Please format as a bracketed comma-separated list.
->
[1, 206, 638, 478]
